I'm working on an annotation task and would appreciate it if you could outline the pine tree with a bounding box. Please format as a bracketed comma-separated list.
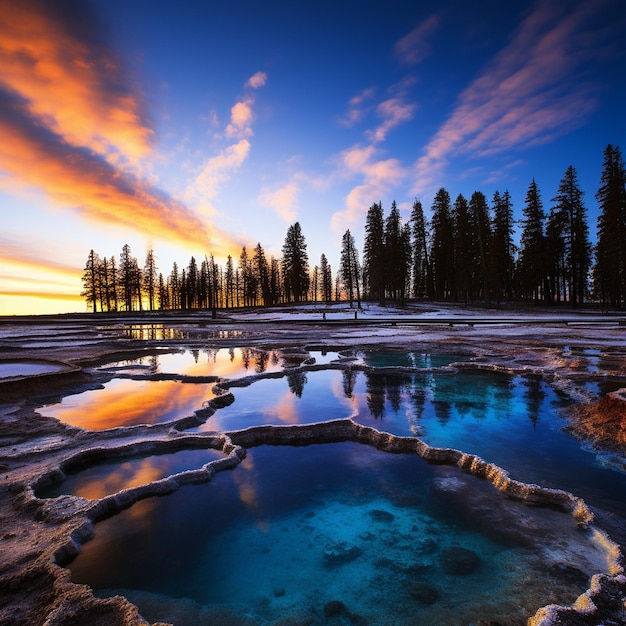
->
[119, 244, 139, 311]
[81, 249, 100, 312]
[281, 222, 310, 302]
[410, 200, 432, 298]
[552, 165, 591, 305]
[452, 194, 472, 303]
[546, 206, 568, 303]
[98, 256, 112, 312]
[187, 256, 198, 309]
[594, 144, 626, 308]
[269, 256, 281, 304]
[109, 256, 118, 311]
[384, 201, 403, 301]
[468, 191, 491, 304]
[400, 222, 412, 302]
[253, 243, 270, 306]
[340, 229, 361, 307]
[363, 202, 386, 304]
[157, 272, 168, 310]
[239, 247, 254, 306]
[491, 190, 515, 302]
[320, 253, 332, 303]
[168, 262, 180, 309]
[225, 255, 235, 308]
[517, 179, 548, 302]
[430, 188, 455, 300]
[143, 249, 157, 311]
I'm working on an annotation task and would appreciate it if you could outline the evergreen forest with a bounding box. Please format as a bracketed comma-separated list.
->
[81, 144, 626, 312]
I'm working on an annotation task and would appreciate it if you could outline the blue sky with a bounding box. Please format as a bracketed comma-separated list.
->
[1, 0, 624, 314]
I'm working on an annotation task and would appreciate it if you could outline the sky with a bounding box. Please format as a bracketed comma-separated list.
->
[1, 0, 625, 315]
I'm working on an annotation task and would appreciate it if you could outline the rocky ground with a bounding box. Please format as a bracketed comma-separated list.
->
[1, 303, 626, 625]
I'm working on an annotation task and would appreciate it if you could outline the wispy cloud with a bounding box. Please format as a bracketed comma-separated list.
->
[258, 182, 299, 222]
[225, 98, 255, 139]
[192, 139, 251, 203]
[187, 71, 266, 214]
[338, 87, 376, 128]
[331, 145, 407, 233]
[367, 97, 416, 143]
[394, 14, 440, 66]
[0, 240, 79, 281]
[412, 0, 609, 195]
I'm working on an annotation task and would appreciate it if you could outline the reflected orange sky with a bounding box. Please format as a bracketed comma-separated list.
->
[155, 348, 284, 379]
[42, 379, 215, 429]
[75, 459, 163, 501]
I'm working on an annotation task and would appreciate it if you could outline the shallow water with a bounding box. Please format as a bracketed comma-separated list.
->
[0, 361, 67, 378]
[40, 379, 215, 429]
[70, 443, 609, 626]
[38, 448, 224, 500]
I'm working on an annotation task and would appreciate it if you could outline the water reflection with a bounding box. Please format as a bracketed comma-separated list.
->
[38, 448, 224, 500]
[102, 324, 246, 341]
[40, 379, 215, 429]
[360, 350, 466, 368]
[197, 370, 355, 432]
[69, 443, 608, 625]
[101, 348, 288, 378]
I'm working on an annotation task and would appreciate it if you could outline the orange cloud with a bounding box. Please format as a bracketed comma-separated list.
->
[0, 92, 228, 250]
[245, 71, 268, 89]
[0, 0, 244, 259]
[0, 244, 79, 282]
[412, 1, 608, 195]
[0, 0, 153, 161]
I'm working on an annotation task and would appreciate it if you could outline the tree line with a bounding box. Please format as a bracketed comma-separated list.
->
[82, 144, 626, 312]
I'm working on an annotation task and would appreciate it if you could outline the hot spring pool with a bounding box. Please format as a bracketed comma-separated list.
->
[68, 443, 610, 626]
[39, 347, 626, 624]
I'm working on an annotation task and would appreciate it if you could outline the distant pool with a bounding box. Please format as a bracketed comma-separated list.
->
[0, 360, 68, 379]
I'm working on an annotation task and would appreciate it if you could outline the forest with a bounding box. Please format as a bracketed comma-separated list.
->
[81, 144, 626, 312]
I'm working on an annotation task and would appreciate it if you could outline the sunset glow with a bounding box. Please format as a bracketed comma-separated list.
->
[1, 0, 624, 314]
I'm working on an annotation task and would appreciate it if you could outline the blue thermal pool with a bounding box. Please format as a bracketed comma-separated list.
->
[67, 443, 611, 626]
[358, 350, 467, 368]
[40, 348, 626, 624]
[191, 368, 626, 522]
